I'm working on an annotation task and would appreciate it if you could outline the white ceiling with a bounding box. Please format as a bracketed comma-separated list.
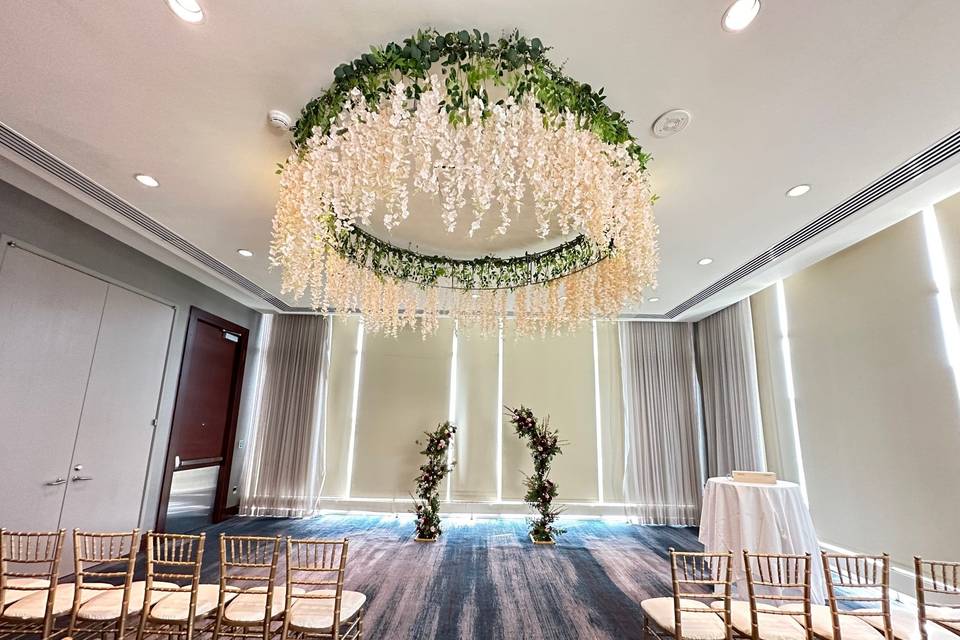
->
[2, 1, 960, 319]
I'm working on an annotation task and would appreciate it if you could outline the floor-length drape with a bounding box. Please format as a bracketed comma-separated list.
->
[240, 314, 330, 517]
[620, 322, 704, 525]
[695, 299, 766, 477]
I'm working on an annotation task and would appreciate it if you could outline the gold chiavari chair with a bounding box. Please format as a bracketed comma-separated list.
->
[915, 557, 960, 640]
[819, 552, 894, 640]
[724, 552, 814, 640]
[66, 529, 142, 639]
[280, 538, 365, 640]
[137, 531, 222, 640]
[213, 534, 287, 640]
[0, 529, 67, 639]
[641, 549, 734, 640]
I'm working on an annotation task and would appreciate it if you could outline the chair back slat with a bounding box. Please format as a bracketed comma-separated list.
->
[822, 552, 893, 640]
[915, 556, 960, 640]
[284, 538, 349, 632]
[668, 548, 733, 640]
[0, 529, 66, 639]
[743, 552, 814, 640]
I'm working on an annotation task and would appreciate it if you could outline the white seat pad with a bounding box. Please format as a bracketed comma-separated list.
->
[641, 597, 727, 640]
[711, 600, 808, 640]
[925, 606, 960, 623]
[2, 583, 109, 620]
[77, 581, 178, 621]
[148, 584, 229, 623]
[287, 590, 366, 633]
[860, 608, 958, 640]
[782, 603, 885, 640]
[936, 620, 960, 634]
[2, 578, 50, 606]
[224, 586, 303, 624]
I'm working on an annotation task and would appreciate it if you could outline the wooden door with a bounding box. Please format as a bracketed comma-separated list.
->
[59, 285, 174, 537]
[156, 307, 248, 531]
[0, 244, 108, 532]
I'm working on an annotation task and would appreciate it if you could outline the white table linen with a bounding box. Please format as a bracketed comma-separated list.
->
[699, 477, 825, 605]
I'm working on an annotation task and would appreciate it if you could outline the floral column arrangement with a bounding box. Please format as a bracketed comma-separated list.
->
[507, 406, 565, 544]
[412, 421, 457, 541]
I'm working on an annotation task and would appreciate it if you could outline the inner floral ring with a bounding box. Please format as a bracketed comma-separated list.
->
[326, 221, 614, 291]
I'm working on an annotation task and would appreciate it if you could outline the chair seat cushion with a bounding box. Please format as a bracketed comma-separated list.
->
[711, 600, 808, 640]
[925, 606, 960, 623]
[148, 584, 229, 623]
[1, 578, 50, 606]
[223, 586, 303, 624]
[2, 583, 109, 620]
[782, 603, 884, 640]
[287, 590, 366, 633]
[641, 597, 727, 640]
[860, 608, 958, 640]
[77, 581, 178, 621]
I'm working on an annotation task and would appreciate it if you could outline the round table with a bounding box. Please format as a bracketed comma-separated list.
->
[699, 477, 825, 605]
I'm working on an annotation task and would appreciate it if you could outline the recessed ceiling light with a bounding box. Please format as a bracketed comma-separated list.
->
[786, 184, 811, 198]
[135, 174, 159, 187]
[722, 0, 761, 32]
[698, 257, 713, 266]
[165, 0, 204, 23]
[648, 297, 660, 302]
[237, 249, 254, 257]
[471, 293, 480, 299]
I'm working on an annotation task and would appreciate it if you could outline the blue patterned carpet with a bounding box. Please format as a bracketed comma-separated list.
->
[202, 515, 700, 639]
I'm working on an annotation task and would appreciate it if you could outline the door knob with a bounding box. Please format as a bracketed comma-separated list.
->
[71, 475, 94, 482]
[45, 477, 67, 486]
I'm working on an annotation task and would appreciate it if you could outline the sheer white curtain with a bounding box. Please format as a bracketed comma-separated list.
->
[619, 322, 704, 525]
[240, 314, 330, 517]
[695, 299, 766, 477]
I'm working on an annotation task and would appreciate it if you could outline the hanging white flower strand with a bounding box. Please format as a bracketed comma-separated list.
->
[272, 31, 659, 337]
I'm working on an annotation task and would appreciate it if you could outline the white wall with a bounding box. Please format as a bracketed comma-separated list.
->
[0, 179, 262, 526]
[752, 198, 960, 581]
[316, 317, 629, 511]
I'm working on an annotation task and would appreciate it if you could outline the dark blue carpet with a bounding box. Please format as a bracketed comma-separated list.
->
[201, 515, 700, 639]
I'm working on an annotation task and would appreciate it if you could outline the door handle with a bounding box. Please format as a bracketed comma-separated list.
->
[71, 475, 94, 482]
[45, 477, 67, 486]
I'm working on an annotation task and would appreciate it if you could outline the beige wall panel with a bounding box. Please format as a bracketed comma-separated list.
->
[595, 321, 625, 503]
[450, 327, 500, 501]
[749, 286, 801, 483]
[320, 316, 361, 498]
[501, 324, 599, 502]
[785, 212, 960, 568]
[350, 321, 453, 499]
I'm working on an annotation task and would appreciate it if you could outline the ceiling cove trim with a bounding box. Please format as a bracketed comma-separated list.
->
[0, 121, 296, 312]
[666, 126, 960, 319]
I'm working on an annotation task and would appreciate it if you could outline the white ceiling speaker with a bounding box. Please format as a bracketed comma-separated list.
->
[651, 109, 692, 138]
[267, 110, 293, 131]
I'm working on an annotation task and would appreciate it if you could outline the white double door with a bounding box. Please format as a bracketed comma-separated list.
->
[0, 244, 173, 562]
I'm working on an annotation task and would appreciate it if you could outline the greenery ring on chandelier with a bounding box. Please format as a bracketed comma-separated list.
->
[273, 28, 660, 336]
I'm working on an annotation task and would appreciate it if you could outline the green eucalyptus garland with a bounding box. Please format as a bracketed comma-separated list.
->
[327, 217, 613, 290]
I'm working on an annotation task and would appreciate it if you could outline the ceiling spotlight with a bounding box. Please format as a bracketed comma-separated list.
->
[652, 109, 692, 138]
[237, 249, 254, 257]
[165, 0, 204, 23]
[648, 297, 660, 303]
[786, 184, 811, 198]
[698, 257, 713, 266]
[722, 0, 761, 32]
[135, 174, 159, 187]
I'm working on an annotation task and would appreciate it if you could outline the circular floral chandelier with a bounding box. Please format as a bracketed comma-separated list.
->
[272, 29, 659, 336]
